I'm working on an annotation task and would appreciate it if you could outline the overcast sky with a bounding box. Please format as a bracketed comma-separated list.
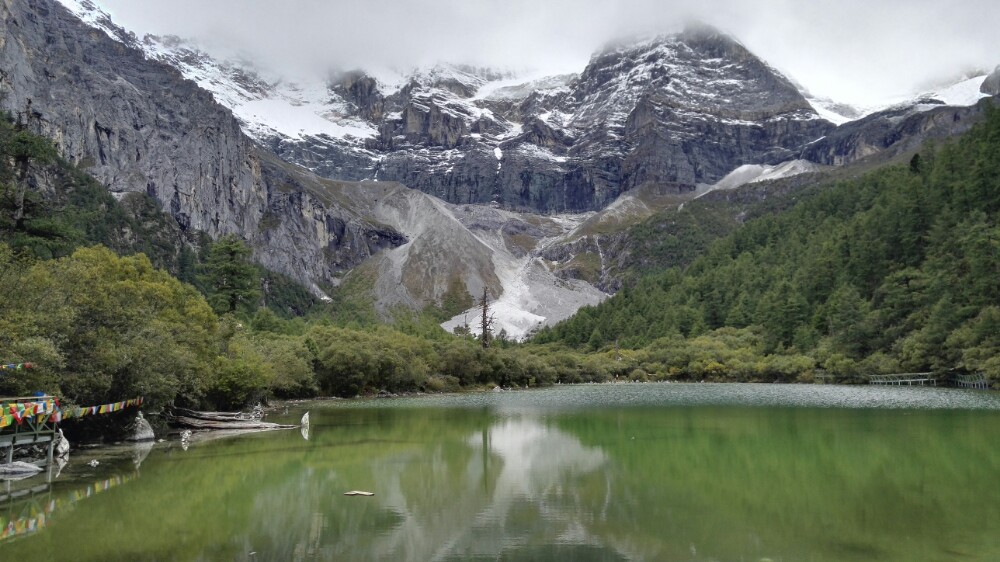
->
[97, 0, 1000, 107]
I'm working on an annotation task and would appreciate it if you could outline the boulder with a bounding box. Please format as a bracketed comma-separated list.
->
[126, 411, 155, 442]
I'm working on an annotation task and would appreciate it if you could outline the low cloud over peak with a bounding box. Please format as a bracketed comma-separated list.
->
[96, 0, 1000, 107]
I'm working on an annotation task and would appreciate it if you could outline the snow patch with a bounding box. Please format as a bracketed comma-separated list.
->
[474, 73, 576, 101]
[924, 75, 990, 107]
[696, 159, 817, 197]
[237, 98, 375, 140]
[806, 97, 863, 125]
[517, 144, 567, 163]
[810, 74, 993, 125]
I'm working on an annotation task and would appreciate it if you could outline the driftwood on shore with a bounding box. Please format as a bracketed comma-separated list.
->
[171, 406, 263, 422]
[168, 406, 295, 431]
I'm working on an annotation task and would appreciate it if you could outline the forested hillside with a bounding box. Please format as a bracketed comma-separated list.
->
[534, 105, 1000, 382]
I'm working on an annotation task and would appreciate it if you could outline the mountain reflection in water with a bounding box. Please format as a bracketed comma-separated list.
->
[244, 415, 622, 561]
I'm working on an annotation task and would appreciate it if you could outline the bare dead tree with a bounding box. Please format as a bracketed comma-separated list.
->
[479, 287, 495, 349]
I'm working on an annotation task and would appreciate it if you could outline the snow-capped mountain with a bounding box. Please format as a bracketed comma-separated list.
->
[27, 0, 1000, 338]
[59, 0, 998, 216]
[59, 0, 838, 214]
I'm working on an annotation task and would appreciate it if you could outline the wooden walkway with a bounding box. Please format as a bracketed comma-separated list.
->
[955, 373, 990, 389]
[868, 373, 936, 386]
[816, 371, 992, 389]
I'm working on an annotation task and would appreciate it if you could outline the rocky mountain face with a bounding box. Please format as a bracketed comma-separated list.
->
[0, 0, 406, 296]
[83, 8, 835, 214]
[980, 66, 1000, 96]
[801, 100, 990, 166]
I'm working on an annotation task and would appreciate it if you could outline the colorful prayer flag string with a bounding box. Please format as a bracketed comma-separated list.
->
[0, 362, 34, 371]
[0, 396, 142, 426]
[59, 397, 143, 420]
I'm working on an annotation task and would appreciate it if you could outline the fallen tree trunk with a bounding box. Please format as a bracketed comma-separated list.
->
[168, 415, 295, 430]
[171, 406, 262, 422]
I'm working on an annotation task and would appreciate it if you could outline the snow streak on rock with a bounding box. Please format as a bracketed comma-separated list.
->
[695, 159, 819, 197]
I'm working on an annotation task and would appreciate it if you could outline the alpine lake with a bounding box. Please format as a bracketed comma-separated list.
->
[3, 383, 1000, 561]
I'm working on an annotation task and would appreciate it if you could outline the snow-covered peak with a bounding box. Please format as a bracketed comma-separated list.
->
[593, 21, 727, 58]
[142, 35, 377, 142]
[57, 0, 103, 24]
[570, 25, 820, 132]
[58, 0, 377, 144]
[57, 0, 139, 47]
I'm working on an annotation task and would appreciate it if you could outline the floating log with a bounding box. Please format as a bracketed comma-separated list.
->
[344, 490, 374, 496]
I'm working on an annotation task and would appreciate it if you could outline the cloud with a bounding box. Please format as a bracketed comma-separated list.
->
[96, 0, 1000, 106]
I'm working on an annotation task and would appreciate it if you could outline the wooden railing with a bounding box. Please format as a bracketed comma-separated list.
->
[955, 373, 990, 389]
[867, 373, 936, 386]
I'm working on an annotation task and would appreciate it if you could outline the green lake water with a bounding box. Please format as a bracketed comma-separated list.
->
[4, 383, 1000, 561]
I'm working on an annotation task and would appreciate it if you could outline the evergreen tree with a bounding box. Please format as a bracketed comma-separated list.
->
[200, 235, 260, 315]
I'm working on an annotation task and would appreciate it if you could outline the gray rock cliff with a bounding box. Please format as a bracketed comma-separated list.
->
[0, 0, 404, 293]
[982, 66, 1000, 96]
[801, 100, 990, 166]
